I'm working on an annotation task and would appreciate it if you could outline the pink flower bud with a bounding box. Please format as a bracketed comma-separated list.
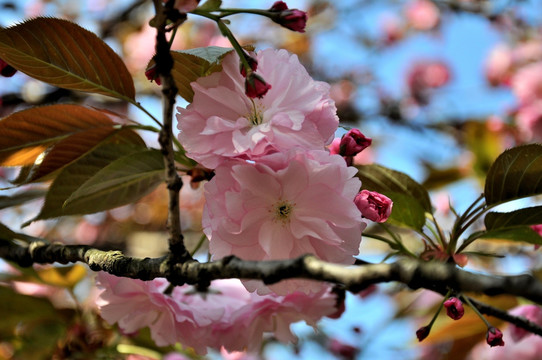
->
[240, 56, 258, 77]
[269, 1, 308, 33]
[354, 190, 393, 223]
[339, 129, 372, 156]
[416, 325, 430, 342]
[444, 297, 464, 320]
[486, 326, 505, 347]
[245, 73, 271, 99]
[0, 58, 16, 77]
[145, 64, 161, 85]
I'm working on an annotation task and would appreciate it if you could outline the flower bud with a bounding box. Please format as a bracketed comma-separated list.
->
[269, 1, 308, 33]
[416, 325, 430, 342]
[245, 73, 271, 99]
[486, 326, 505, 347]
[339, 129, 372, 156]
[145, 64, 161, 85]
[354, 190, 393, 223]
[0, 58, 16, 77]
[444, 297, 464, 320]
[240, 56, 258, 77]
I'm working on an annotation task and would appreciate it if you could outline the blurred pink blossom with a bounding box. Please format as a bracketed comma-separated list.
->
[485, 44, 513, 87]
[512, 40, 542, 66]
[405, 0, 440, 31]
[511, 61, 542, 105]
[177, 49, 338, 169]
[171, 0, 199, 13]
[379, 14, 404, 46]
[220, 348, 261, 360]
[328, 338, 359, 359]
[509, 305, 542, 342]
[515, 101, 542, 142]
[406, 60, 451, 104]
[203, 149, 364, 295]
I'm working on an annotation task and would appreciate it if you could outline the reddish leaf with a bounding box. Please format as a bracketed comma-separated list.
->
[0, 104, 145, 182]
[0, 17, 135, 101]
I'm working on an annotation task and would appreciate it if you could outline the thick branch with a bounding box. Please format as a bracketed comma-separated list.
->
[4, 239, 542, 335]
[3, 240, 542, 302]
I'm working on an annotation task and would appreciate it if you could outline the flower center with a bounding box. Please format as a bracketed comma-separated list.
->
[271, 200, 295, 224]
[247, 99, 265, 126]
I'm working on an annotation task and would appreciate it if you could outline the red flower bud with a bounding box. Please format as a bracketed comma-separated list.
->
[486, 326, 505, 347]
[355, 190, 393, 223]
[245, 73, 271, 99]
[240, 56, 258, 77]
[416, 325, 430, 342]
[339, 129, 372, 156]
[0, 58, 16, 77]
[145, 64, 161, 85]
[444, 297, 464, 320]
[269, 1, 308, 33]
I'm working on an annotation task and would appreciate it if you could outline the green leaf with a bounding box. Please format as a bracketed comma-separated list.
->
[478, 227, 542, 246]
[27, 143, 145, 223]
[0, 189, 45, 210]
[382, 192, 426, 231]
[197, 0, 223, 11]
[0, 17, 135, 101]
[62, 149, 165, 215]
[485, 206, 542, 230]
[484, 144, 542, 206]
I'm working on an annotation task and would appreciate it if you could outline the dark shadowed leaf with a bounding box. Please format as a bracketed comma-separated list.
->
[484, 144, 542, 206]
[0, 17, 135, 100]
[26, 143, 145, 224]
[0, 189, 45, 210]
[62, 149, 165, 215]
[478, 227, 542, 246]
[485, 206, 542, 230]
[149, 47, 234, 102]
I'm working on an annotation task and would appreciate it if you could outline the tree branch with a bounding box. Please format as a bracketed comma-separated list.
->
[152, 0, 191, 271]
[4, 239, 542, 335]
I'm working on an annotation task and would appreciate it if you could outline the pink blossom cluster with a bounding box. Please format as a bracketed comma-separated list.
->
[95, 272, 340, 354]
[177, 48, 373, 294]
[485, 40, 542, 141]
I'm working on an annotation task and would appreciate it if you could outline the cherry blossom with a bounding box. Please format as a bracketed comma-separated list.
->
[203, 149, 364, 294]
[486, 326, 505, 347]
[96, 274, 340, 354]
[177, 48, 339, 169]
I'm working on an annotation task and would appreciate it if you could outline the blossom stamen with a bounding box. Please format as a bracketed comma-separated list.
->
[272, 200, 295, 224]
